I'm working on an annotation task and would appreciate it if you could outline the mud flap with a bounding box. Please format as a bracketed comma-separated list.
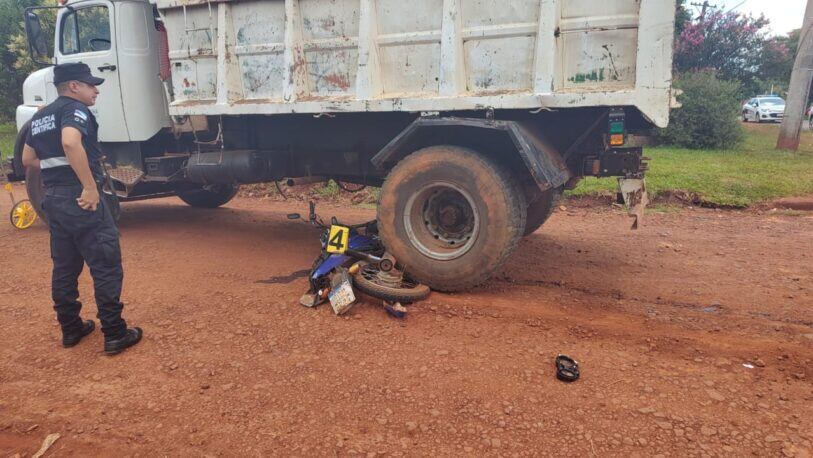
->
[618, 178, 649, 230]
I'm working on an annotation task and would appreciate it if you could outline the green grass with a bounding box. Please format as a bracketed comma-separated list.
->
[315, 180, 341, 198]
[1, 123, 16, 162]
[569, 124, 813, 207]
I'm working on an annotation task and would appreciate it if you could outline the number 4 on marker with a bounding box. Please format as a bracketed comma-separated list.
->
[327, 225, 350, 254]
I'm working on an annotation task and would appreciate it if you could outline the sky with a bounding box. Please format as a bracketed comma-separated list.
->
[711, 0, 807, 36]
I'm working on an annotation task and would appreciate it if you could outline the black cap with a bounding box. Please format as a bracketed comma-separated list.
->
[53, 63, 104, 86]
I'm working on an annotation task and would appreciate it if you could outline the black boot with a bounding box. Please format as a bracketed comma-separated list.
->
[104, 327, 143, 356]
[62, 320, 95, 348]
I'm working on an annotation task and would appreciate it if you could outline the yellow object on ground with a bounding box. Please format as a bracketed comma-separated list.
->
[11, 200, 38, 229]
[5, 184, 38, 229]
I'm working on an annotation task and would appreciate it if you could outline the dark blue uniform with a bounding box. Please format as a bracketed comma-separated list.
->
[25, 96, 127, 340]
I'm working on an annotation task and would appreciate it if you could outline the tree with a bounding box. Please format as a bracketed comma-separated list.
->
[747, 36, 794, 97]
[674, 10, 772, 97]
[759, 30, 799, 92]
[0, 0, 54, 122]
[660, 71, 744, 149]
[8, 7, 56, 76]
[675, 0, 693, 38]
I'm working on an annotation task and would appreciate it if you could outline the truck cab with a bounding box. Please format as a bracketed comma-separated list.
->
[11, 0, 242, 215]
[17, 0, 169, 143]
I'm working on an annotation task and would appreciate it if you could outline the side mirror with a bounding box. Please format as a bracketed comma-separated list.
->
[24, 10, 49, 59]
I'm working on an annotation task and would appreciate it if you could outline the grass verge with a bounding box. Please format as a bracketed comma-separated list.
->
[569, 123, 813, 207]
[1, 123, 16, 162]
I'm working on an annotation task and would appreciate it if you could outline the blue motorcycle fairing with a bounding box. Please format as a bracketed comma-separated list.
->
[311, 233, 376, 280]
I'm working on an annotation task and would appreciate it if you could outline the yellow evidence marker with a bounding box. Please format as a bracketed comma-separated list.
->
[326, 225, 350, 254]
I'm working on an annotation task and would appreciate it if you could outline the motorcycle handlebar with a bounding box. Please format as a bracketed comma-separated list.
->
[310, 216, 374, 231]
[306, 202, 374, 231]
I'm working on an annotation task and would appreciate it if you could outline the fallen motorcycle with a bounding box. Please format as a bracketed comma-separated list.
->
[289, 202, 430, 315]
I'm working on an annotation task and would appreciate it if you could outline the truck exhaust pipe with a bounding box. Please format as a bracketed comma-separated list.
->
[286, 176, 327, 187]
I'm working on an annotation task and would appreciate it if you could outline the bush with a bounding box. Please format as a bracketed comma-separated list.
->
[659, 71, 744, 149]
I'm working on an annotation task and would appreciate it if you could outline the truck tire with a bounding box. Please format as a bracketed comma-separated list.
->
[377, 146, 526, 292]
[12, 121, 31, 181]
[177, 184, 239, 208]
[25, 166, 48, 224]
[523, 187, 562, 236]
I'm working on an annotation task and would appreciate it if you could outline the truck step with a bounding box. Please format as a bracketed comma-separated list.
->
[107, 165, 145, 186]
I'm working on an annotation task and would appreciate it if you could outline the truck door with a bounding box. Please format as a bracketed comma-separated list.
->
[56, 1, 129, 142]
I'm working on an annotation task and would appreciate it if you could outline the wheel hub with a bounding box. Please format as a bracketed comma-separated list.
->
[404, 182, 479, 261]
[424, 190, 475, 245]
[361, 264, 404, 288]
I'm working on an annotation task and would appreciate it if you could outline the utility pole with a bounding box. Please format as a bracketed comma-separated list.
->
[691, 1, 715, 20]
[777, 0, 813, 151]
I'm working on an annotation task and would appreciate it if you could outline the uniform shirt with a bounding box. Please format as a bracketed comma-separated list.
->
[25, 96, 105, 188]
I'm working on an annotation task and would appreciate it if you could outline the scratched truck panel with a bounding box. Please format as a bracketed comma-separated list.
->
[155, 0, 675, 127]
[233, 1, 286, 100]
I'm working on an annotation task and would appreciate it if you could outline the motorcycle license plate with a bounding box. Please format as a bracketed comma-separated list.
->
[329, 276, 356, 315]
[326, 225, 351, 254]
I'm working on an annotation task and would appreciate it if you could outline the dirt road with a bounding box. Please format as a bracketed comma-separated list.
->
[1, 187, 811, 456]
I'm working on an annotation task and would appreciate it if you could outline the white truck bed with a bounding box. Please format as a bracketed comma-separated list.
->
[156, 0, 675, 126]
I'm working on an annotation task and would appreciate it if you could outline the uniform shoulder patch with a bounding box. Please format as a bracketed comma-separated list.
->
[71, 107, 89, 126]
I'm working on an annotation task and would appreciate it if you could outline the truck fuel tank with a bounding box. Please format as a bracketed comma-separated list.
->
[185, 150, 274, 185]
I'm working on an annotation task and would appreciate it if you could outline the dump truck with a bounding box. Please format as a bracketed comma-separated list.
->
[8, 0, 676, 291]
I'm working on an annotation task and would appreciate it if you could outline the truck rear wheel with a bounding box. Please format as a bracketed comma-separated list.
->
[523, 187, 562, 236]
[177, 184, 239, 208]
[25, 166, 48, 224]
[377, 146, 526, 292]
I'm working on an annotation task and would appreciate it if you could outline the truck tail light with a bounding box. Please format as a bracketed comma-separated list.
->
[608, 108, 626, 146]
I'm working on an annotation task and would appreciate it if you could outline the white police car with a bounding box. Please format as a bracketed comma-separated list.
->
[742, 96, 786, 123]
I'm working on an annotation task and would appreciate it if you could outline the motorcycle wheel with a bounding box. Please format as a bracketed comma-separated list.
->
[351, 262, 431, 303]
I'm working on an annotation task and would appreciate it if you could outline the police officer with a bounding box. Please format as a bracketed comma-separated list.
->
[21, 63, 142, 355]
